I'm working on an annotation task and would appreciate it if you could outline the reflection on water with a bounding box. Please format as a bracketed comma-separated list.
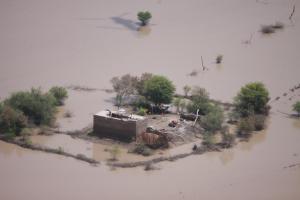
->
[238, 129, 267, 152]
[110, 16, 138, 31]
[216, 63, 223, 71]
[137, 26, 152, 37]
[0, 141, 25, 157]
[292, 119, 300, 129]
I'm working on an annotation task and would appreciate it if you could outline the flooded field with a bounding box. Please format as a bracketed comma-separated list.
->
[0, 0, 300, 199]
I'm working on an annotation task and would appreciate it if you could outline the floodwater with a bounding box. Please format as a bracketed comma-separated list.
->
[0, 0, 300, 199]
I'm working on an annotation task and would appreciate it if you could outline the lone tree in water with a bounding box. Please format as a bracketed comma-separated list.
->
[293, 101, 300, 117]
[144, 75, 175, 106]
[137, 11, 152, 26]
[234, 82, 270, 117]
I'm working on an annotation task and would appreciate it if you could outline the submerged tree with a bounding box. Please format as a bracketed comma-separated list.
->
[293, 101, 300, 117]
[49, 86, 68, 106]
[137, 11, 152, 26]
[233, 82, 270, 117]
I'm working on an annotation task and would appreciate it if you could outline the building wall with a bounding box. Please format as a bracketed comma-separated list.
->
[93, 115, 147, 141]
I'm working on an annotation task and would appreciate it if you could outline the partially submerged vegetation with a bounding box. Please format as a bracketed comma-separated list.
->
[293, 101, 300, 117]
[0, 76, 271, 168]
[260, 22, 284, 34]
[232, 82, 270, 138]
[216, 55, 223, 64]
[137, 11, 152, 26]
[0, 87, 68, 138]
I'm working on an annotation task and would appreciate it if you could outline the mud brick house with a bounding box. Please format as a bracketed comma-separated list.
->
[93, 110, 148, 141]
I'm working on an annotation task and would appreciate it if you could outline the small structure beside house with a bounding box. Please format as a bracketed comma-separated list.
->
[93, 110, 148, 141]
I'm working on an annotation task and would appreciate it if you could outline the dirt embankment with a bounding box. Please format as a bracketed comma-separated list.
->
[108, 144, 223, 168]
[0, 136, 99, 165]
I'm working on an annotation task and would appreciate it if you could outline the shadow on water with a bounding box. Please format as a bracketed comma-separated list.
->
[110, 16, 138, 31]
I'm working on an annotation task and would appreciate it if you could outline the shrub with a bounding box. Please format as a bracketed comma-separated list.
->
[200, 105, 224, 133]
[137, 11, 152, 26]
[130, 143, 153, 156]
[144, 75, 175, 106]
[0, 105, 28, 135]
[272, 22, 284, 29]
[5, 88, 57, 125]
[261, 25, 275, 34]
[234, 82, 270, 117]
[237, 117, 255, 137]
[202, 132, 215, 147]
[187, 87, 211, 115]
[293, 101, 300, 117]
[221, 133, 235, 148]
[216, 55, 223, 64]
[49, 86, 68, 106]
[227, 110, 240, 124]
[137, 107, 147, 116]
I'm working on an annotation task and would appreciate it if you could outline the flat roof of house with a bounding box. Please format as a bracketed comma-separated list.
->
[94, 110, 145, 121]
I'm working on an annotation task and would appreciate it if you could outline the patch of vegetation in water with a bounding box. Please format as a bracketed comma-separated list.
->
[0, 86, 68, 138]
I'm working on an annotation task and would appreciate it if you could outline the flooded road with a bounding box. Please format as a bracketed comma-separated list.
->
[0, 0, 300, 199]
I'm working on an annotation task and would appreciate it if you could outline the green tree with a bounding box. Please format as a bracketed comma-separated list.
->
[144, 75, 175, 106]
[187, 87, 211, 115]
[200, 105, 224, 133]
[5, 88, 57, 125]
[49, 86, 68, 106]
[293, 101, 300, 117]
[234, 82, 270, 117]
[137, 11, 152, 26]
[0, 105, 28, 135]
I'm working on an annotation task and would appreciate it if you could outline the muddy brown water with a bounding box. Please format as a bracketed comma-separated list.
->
[0, 0, 300, 199]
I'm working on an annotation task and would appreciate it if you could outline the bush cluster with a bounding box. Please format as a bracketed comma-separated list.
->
[0, 105, 28, 136]
[5, 88, 57, 125]
[233, 82, 270, 136]
[200, 105, 224, 133]
[0, 87, 68, 137]
[187, 87, 211, 115]
[234, 82, 269, 117]
[49, 86, 68, 106]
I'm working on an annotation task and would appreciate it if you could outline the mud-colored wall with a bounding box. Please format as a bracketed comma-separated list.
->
[93, 115, 147, 140]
